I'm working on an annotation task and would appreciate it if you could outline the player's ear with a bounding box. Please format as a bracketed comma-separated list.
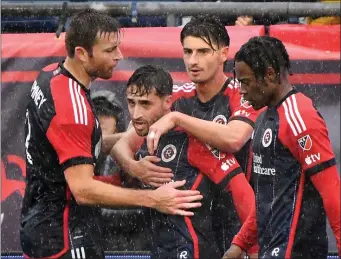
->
[75, 46, 90, 63]
[266, 66, 277, 83]
[220, 46, 229, 64]
[163, 95, 172, 110]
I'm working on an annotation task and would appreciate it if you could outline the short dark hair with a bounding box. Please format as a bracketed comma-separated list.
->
[92, 97, 125, 132]
[180, 15, 230, 50]
[65, 9, 121, 58]
[126, 65, 173, 97]
[234, 36, 292, 82]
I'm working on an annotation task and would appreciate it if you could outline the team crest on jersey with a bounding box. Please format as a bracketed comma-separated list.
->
[240, 96, 252, 108]
[161, 144, 177, 162]
[298, 135, 312, 151]
[262, 128, 272, 148]
[213, 115, 227, 125]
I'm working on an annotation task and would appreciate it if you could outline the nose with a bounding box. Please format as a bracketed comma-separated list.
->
[132, 105, 143, 121]
[188, 52, 199, 66]
[114, 47, 123, 61]
[239, 83, 247, 95]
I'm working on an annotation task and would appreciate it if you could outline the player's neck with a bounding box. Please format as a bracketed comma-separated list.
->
[63, 57, 91, 89]
[272, 79, 293, 106]
[195, 73, 227, 103]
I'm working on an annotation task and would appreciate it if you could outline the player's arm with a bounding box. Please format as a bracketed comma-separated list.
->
[111, 127, 144, 173]
[172, 113, 252, 153]
[101, 132, 127, 155]
[111, 127, 173, 186]
[64, 164, 202, 213]
[147, 80, 259, 154]
[45, 87, 202, 216]
[47, 122, 202, 215]
[93, 174, 122, 186]
[187, 136, 258, 255]
[187, 136, 255, 221]
[310, 165, 340, 256]
[223, 202, 258, 258]
[286, 109, 340, 256]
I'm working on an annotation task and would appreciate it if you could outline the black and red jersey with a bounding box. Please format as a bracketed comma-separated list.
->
[171, 78, 259, 172]
[135, 129, 253, 259]
[171, 79, 260, 254]
[20, 62, 102, 258]
[234, 89, 340, 258]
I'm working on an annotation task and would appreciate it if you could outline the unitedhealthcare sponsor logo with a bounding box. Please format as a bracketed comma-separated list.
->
[253, 153, 276, 176]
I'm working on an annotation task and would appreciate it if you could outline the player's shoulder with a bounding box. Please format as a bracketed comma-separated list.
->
[33, 62, 71, 96]
[223, 78, 241, 94]
[280, 91, 325, 135]
[282, 91, 317, 116]
[33, 63, 60, 89]
[172, 82, 196, 99]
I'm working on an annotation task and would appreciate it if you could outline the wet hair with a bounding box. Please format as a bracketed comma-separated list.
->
[126, 65, 173, 97]
[92, 97, 125, 133]
[65, 9, 121, 58]
[234, 36, 292, 82]
[180, 14, 230, 50]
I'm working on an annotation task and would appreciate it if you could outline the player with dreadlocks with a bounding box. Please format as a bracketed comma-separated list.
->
[223, 36, 340, 259]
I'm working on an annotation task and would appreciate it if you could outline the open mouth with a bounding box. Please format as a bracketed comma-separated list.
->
[133, 121, 146, 130]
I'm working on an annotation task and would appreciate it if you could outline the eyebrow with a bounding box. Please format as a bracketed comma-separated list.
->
[183, 47, 211, 51]
[103, 45, 118, 51]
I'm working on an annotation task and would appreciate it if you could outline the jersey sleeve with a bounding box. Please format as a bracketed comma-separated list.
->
[46, 78, 94, 171]
[226, 79, 259, 127]
[281, 96, 336, 177]
[187, 136, 243, 188]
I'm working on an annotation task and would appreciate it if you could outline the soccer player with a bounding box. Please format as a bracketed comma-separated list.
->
[20, 10, 202, 259]
[125, 64, 255, 259]
[113, 15, 259, 256]
[223, 36, 341, 259]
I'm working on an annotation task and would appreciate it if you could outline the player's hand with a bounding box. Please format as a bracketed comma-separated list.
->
[150, 180, 203, 216]
[131, 156, 173, 187]
[147, 112, 178, 155]
[222, 244, 244, 259]
[235, 16, 253, 26]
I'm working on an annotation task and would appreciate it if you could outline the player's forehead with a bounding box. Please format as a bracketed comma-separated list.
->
[95, 31, 120, 48]
[182, 36, 217, 50]
[126, 85, 159, 100]
[235, 61, 255, 79]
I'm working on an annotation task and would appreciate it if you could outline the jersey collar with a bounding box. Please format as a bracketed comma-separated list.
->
[58, 61, 90, 94]
[273, 87, 298, 109]
[195, 77, 232, 107]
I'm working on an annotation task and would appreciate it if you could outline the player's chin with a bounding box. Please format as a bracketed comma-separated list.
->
[136, 129, 149, 137]
[252, 103, 266, 110]
[99, 70, 114, 80]
[190, 77, 207, 84]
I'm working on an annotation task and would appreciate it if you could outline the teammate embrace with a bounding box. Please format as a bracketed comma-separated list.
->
[21, 9, 340, 259]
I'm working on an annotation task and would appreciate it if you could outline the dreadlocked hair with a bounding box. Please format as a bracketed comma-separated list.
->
[234, 36, 292, 83]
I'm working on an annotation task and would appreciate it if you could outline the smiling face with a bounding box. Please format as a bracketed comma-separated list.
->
[182, 36, 228, 84]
